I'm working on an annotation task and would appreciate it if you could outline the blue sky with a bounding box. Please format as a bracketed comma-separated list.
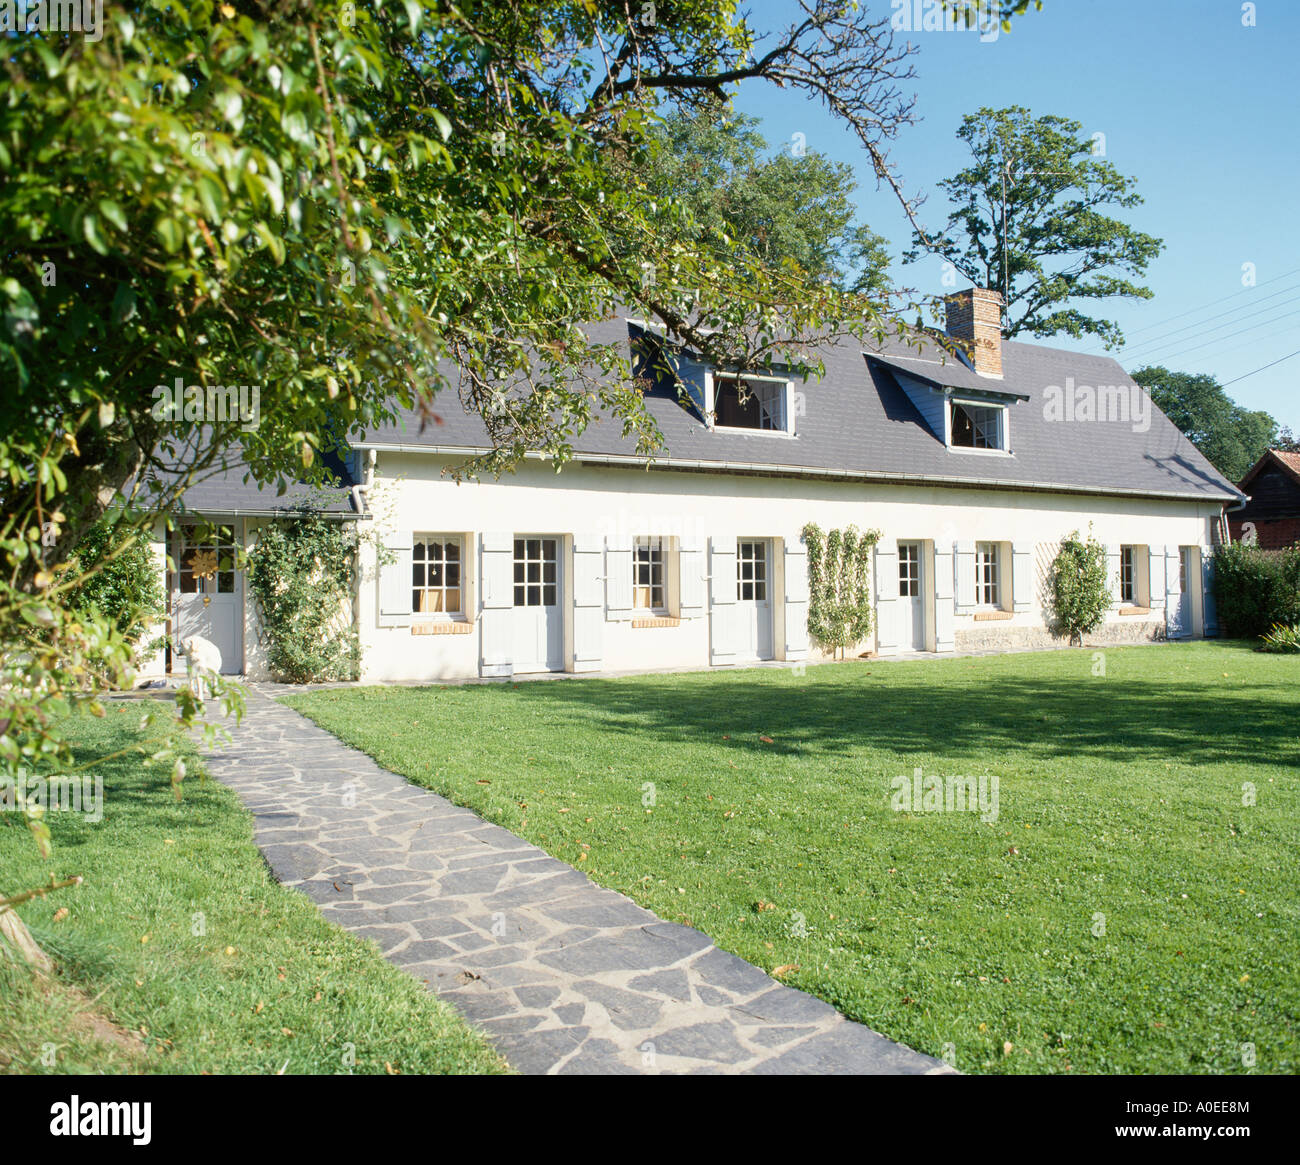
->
[731, 0, 1300, 432]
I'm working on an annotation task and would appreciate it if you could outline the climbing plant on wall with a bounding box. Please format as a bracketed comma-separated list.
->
[802, 523, 881, 658]
[247, 512, 360, 683]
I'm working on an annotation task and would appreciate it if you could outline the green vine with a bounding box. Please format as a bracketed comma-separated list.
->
[802, 522, 880, 658]
[246, 512, 359, 683]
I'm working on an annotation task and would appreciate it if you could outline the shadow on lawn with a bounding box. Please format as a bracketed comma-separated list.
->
[515, 650, 1300, 771]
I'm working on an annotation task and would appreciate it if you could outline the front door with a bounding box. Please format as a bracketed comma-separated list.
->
[513, 536, 563, 672]
[898, 541, 926, 651]
[174, 523, 243, 673]
[736, 538, 774, 661]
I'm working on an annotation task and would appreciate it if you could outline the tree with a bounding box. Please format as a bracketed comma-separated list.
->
[1133, 365, 1279, 482]
[636, 103, 893, 296]
[1049, 530, 1110, 646]
[907, 106, 1163, 347]
[66, 516, 166, 651]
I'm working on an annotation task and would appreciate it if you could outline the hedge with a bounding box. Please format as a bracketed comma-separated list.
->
[1213, 543, 1300, 638]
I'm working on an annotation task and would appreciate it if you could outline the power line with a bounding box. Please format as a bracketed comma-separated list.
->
[1127, 305, 1300, 366]
[1220, 348, 1300, 388]
[1080, 265, 1300, 354]
[1112, 282, 1300, 361]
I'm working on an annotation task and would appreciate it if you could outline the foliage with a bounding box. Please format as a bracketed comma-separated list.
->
[285, 640, 1300, 1075]
[802, 522, 880, 657]
[246, 513, 359, 683]
[0, 708, 507, 1074]
[1259, 623, 1300, 654]
[0, 0, 945, 857]
[1048, 529, 1110, 645]
[1213, 542, 1300, 639]
[637, 102, 893, 297]
[65, 516, 165, 650]
[1132, 365, 1279, 482]
[907, 106, 1163, 347]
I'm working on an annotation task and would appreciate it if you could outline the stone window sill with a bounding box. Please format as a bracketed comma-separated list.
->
[412, 620, 474, 636]
[973, 610, 1013, 622]
[1118, 606, 1152, 616]
[632, 615, 681, 629]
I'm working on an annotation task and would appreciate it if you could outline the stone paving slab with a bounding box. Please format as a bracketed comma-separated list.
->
[203, 690, 954, 1076]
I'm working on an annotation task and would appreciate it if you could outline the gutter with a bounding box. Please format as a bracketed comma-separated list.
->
[352, 441, 1243, 506]
[350, 448, 377, 517]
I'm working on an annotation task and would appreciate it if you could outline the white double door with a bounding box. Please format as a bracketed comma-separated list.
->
[173, 523, 243, 673]
[897, 541, 926, 651]
[512, 536, 563, 672]
[736, 538, 774, 661]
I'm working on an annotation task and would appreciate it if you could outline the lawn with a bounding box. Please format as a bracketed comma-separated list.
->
[284, 640, 1299, 1075]
[0, 706, 507, 1075]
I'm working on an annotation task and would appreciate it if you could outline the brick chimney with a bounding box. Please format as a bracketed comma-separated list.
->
[944, 287, 1004, 377]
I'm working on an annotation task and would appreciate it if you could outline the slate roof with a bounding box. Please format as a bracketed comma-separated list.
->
[147, 445, 357, 518]
[354, 315, 1244, 504]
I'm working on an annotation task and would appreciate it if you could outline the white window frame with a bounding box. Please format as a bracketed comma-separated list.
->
[898, 542, 921, 598]
[412, 534, 465, 618]
[633, 537, 669, 614]
[975, 541, 1001, 608]
[948, 398, 1008, 454]
[1120, 545, 1136, 605]
[705, 371, 797, 438]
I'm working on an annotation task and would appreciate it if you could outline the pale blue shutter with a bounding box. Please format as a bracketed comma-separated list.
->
[783, 536, 809, 660]
[1164, 546, 1186, 638]
[954, 541, 976, 613]
[1147, 546, 1166, 612]
[572, 533, 604, 672]
[933, 544, 955, 652]
[874, 544, 899, 653]
[678, 534, 707, 618]
[378, 530, 413, 627]
[1012, 543, 1033, 612]
[709, 537, 738, 665]
[605, 534, 633, 621]
[480, 532, 514, 677]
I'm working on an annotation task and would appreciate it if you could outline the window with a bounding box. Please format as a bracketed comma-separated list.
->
[633, 538, 667, 611]
[975, 542, 1000, 607]
[412, 536, 462, 615]
[513, 537, 557, 607]
[714, 375, 789, 433]
[898, 543, 920, 597]
[950, 401, 1005, 450]
[1120, 546, 1136, 604]
[737, 540, 768, 601]
[179, 526, 237, 594]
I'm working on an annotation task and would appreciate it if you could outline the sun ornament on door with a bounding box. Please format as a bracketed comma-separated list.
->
[187, 548, 219, 605]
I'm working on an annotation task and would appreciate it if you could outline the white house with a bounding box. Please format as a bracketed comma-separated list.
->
[147, 289, 1244, 681]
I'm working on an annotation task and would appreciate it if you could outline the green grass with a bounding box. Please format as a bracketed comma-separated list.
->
[0, 706, 508, 1075]
[284, 640, 1300, 1075]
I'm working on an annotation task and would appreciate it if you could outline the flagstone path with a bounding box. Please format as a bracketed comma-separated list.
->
[204, 690, 953, 1076]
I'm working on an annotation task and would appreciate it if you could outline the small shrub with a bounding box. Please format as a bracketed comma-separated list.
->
[1049, 530, 1110, 646]
[803, 522, 880, 658]
[1213, 542, 1300, 639]
[1260, 623, 1300, 653]
[246, 513, 359, 683]
[66, 517, 165, 648]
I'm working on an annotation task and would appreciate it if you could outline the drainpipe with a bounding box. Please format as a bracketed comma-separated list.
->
[349, 449, 377, 681]
[350, 448, 377, 516]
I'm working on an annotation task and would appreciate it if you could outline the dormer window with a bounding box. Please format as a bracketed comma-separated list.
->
[949, 400, 1007, 451]
[710, 374, 793, 435]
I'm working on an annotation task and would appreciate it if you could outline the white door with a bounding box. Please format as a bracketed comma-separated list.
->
[174, 523, 242, 673]
[898, 541, 926, 651]
[513, 536, 563, 672]
[736, 539, 774, 661]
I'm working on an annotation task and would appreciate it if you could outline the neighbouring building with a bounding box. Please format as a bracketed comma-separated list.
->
[1228, 449, 1300, 549]
[143, 288, 1244, 681]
